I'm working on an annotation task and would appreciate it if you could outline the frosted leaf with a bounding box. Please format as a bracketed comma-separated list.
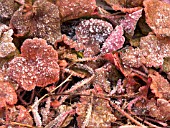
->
[76, 89, 116, 128]
[7, 38, 60, 91]
[120, 9, 143, 36]
[75, 18, 113, 56]
[7, 105, 33, 126]
[144, 0, 170, 37]
[0, 0, 14, 20]
[149, 70, 170, 100]
[121, 34, 170, 68]
[104, 0, 143, 13]
[56, 0, 96, 22]
[0, 23, 16, 58]
[10, 0, 61, 44]
[101, 25, 125, 53]
[76, 18, 113, 45]
[147, 98, 170, 121]
[0, 81, 17, 109]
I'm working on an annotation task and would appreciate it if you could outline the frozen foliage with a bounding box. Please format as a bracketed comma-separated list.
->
[104, 0, 143, 13]
[10, 0, 61, 44]
[147, 98, 170, 121]
[0, 23, 16, 58]
[7, 38, 60, 91]
[144, 0, 170, 37]
[7, 105, 33, 126]
[56, 0, 96, 22]
[120, 9, 143, 36]
[149, 70, 170, 100]
[76, 89, 116, 127]
[121, 34, 170, 68]
[0, 81, 17, 109]
[0, 0, 14, 20]
[75, 18, 113, 56]
[101, 25, 125, 53]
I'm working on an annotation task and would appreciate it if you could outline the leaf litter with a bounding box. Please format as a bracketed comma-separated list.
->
[0, 0, 170, 127]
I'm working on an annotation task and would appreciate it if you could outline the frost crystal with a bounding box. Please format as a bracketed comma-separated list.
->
[10, 0, 61, 44]
[101, 25, 125, 53]
[7, 38, 60, 91]
[56, 0, 96, 22]
[121, 34, 170, 68]
[144, 0, 170, 37]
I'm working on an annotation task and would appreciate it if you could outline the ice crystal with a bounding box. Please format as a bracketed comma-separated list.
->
[10, 0, 61, 44]
[101, 25, 125, 53]
[144, 0, 170, 37]
[7, 38, 60, 91]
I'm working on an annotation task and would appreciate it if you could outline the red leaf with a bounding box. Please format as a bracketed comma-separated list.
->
[144, 0, 170, 37]
[101, 25, 125, 53]
[56, 0, 96, 22]
[7, 38, 60, 91]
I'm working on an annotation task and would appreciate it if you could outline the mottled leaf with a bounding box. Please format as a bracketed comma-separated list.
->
[7, 38, 60, 91]
[10, 0, 61, 44]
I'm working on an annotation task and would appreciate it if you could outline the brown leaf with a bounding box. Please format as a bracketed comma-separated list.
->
[10, 0, 61, 44]
[147, 98, 170, 120]
[0, 0, 14, 21]
[56, 0, 96, 22]
[76, 89, 116, 127]
[7, 38, 60, 91]
[121, 34, 170, 68]
[104, 0, 143, 13]
[7, 105, 33, 127]
[0, 81, 17, 109]
[149, 70, 170, 100]
[144, 0, 170, 37]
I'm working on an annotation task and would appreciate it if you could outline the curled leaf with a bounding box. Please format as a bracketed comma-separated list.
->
[10, 0, 61, 44]
[144, 0, 170, 37]
[7, 38, 60, 91]
[56, 0, 96, 22]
